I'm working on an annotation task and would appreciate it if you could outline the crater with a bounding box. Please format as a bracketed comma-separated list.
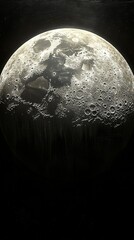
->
[82, 59, 94, 71]
[46, 91, 61, 115]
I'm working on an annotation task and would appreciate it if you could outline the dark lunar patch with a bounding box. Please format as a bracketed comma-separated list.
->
[45, 91, 61, 115]
[33, 39, 51, 53]
[48, 53, 66, 70]
[50, 68, 74, 88]
[43, 53, 74, 88]
[21, 85, 47, 103]
[20, 75, 49, 103]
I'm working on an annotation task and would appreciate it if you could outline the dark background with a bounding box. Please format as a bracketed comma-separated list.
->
[0, 0, 134, 239]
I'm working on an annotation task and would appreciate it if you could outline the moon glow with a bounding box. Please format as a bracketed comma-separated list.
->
[0, 28, 134, 179]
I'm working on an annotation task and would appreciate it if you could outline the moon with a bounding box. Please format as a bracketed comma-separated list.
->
[0, 28, 134, 180]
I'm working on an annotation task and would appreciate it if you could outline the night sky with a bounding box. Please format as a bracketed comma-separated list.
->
[1, 0, 134, 239]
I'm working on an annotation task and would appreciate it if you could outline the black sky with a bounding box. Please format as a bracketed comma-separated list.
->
[1, 0, 134, 239]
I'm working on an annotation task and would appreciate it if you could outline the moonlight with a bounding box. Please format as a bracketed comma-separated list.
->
[0, 28, 134, 180]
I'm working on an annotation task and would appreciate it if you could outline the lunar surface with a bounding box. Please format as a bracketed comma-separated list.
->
[0, 28, 134, 180]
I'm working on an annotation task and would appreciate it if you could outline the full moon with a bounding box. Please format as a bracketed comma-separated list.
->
[0, 28, 134, 180]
